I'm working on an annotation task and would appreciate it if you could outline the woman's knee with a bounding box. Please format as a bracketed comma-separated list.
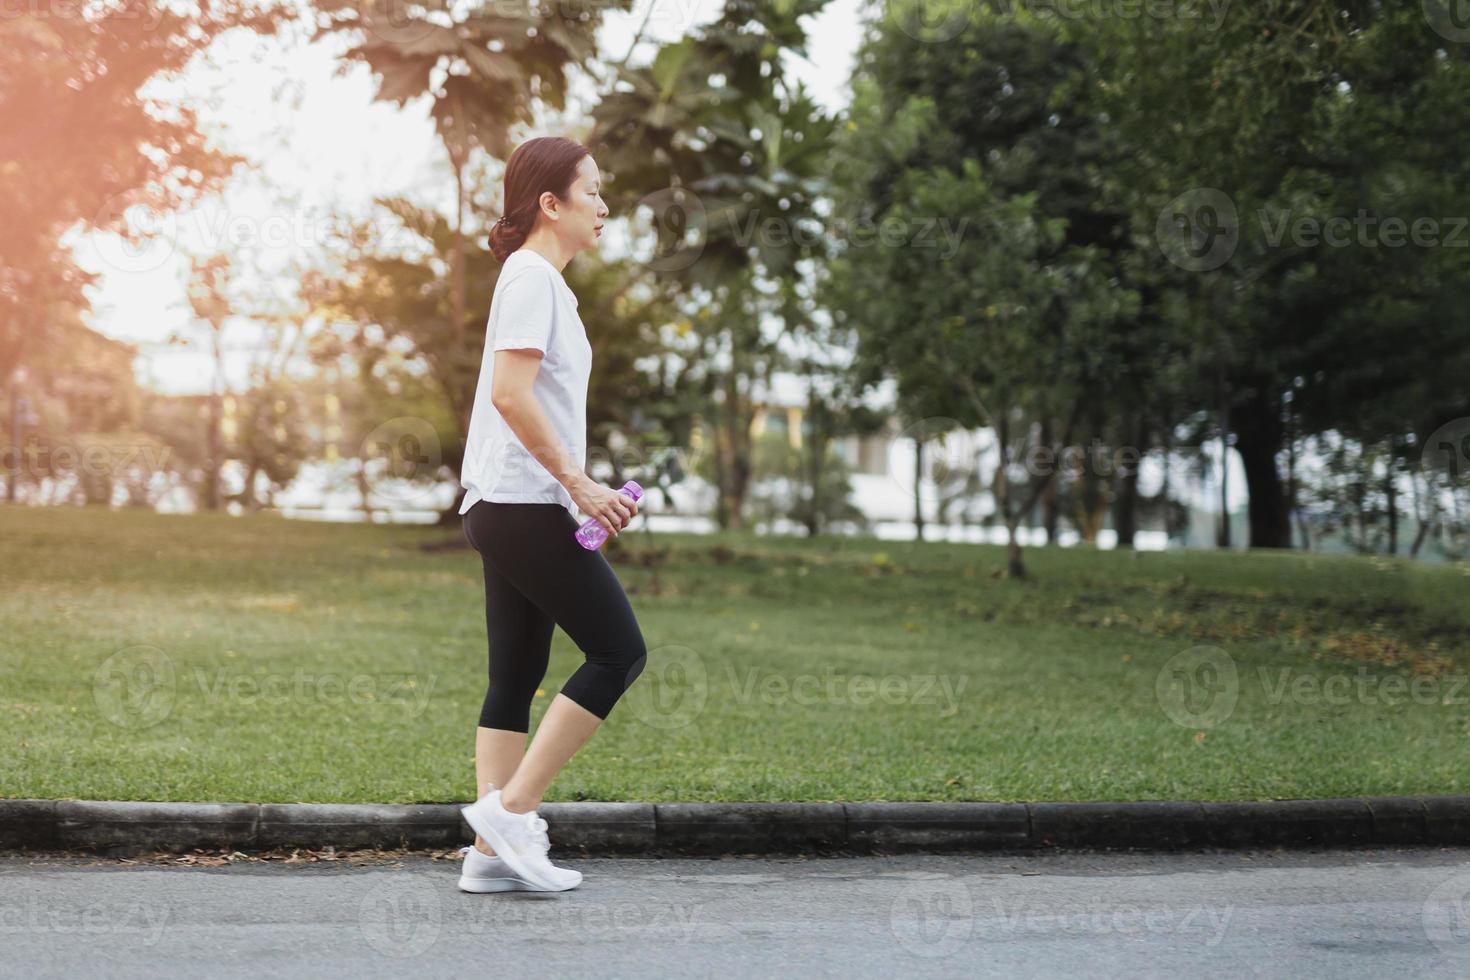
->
[587, 629, 648, 686]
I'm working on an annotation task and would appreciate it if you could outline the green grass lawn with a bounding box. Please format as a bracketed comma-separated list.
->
[3, 505, 1468, 804]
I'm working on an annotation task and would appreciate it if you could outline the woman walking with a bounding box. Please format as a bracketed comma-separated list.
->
[456, 136, 645, 893]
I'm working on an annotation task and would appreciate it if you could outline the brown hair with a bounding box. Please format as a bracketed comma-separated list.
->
[487, 136, 590, 262]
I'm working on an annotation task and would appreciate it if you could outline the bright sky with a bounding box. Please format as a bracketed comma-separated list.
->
[67, 0, 870, 397]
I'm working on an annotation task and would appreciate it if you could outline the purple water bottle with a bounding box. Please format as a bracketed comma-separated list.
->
[575, 480, 644, 550]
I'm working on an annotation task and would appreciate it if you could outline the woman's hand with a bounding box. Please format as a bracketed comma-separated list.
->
[570, 477, 638, 538]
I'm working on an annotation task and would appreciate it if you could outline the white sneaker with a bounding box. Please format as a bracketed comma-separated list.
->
[460, 788, 579, 892]
[457, 845, 581, 892]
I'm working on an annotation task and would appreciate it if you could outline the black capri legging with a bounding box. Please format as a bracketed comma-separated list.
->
[462, 499, 648, 732]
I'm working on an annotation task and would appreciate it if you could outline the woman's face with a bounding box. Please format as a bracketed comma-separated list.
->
[564, 155, 608, 251]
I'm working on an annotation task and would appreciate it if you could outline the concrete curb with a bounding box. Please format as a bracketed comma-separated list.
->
[3, 796, 1469, 856]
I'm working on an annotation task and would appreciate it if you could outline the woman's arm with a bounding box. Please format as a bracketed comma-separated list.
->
[492, 347, 588, 492]
[491, 348, 636, 537]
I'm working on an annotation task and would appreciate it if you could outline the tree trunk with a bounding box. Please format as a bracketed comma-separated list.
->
[713, 376, 751, 531]
[204, 390, 223, 512]
[1042, 475, 1059, 544]
[1006, 519, 1026, 578]
[802, 396, 825, 537]
[913, 436, 924, 542]
[1384, 447, 1398, 555]
[1113, 421, 1140, 549]
[6, 370, 20, 503]
[1160, 415, 1175, 543]
[357, 456, 376, 522]
[1232, 389, 1291, 548]
[1216, 376, 1231, 548]
[241, 461, 260, 510]
[1039, 416, 1057, 544]
[1410, 518, 1430, 557]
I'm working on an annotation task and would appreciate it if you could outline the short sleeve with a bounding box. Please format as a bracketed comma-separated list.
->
[491, 268, 555, 354]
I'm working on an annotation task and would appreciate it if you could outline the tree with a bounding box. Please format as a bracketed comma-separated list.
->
[1077, 1, 1470, 547]
[588, 0, 839, 528]
[825, 5, 1140, 576]
[0, 3, 283, 395]
[311, 0, 632, 437]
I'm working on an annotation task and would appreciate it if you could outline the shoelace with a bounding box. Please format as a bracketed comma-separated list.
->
[524, 813, 550, 854]
[459, 844, 500, 862]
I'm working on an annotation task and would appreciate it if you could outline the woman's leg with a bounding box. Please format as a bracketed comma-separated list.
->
[465, 507, 555, 852]
[466, 501, 648, 813]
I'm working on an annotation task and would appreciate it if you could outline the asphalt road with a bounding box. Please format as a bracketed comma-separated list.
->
[4, 847, 1470, 978]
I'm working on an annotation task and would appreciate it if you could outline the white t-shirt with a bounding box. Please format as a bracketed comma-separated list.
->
[458, 248, 592, 519]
